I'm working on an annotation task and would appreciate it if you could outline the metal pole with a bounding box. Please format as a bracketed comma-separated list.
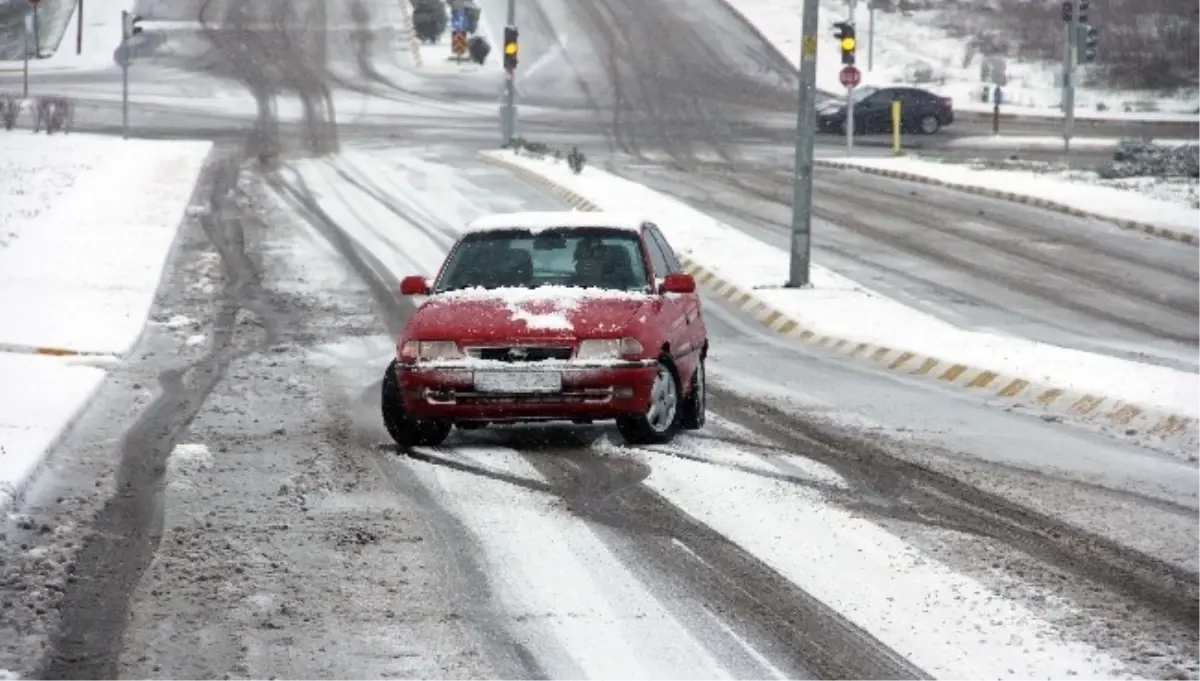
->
[846, 84, 855, 154]
[787, 0, 820, 288]
[501, 0, 517, 145]
[867, 5, 874, 71]
[121, 11, 128, 140]
[76, 0, 82, 55]
[1063, 0, 1079, 152]
[32, 2, 39, 56]
[22, 19, 29, 98]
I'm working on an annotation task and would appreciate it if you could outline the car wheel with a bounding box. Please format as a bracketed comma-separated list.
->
[919, 115, 940, 134]
[681, 357, 706, 431]
[617, 360, 683, 445]
[381, 360, 451, 448]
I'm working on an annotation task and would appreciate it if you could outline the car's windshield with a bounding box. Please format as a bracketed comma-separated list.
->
[435, 227, 650, 293]
[848, 85, 879, 104]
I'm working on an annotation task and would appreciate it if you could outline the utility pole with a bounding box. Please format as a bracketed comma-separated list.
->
[76, 0, 82, 55]
[22, 13, 31, 98]
[1061, 0, 1081, 151]
[32, 0, 39, 56]
[120, 10, 142, 140]
[500, 0, 518, 145]
[787, 0, 821, 288]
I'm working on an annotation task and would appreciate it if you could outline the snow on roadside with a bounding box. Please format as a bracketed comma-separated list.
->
[0, 132, 210, 513]
[0, 133, 212, 355]
[822, 154, 1200, 231]
[620, 435, 1128, 679]
[722, 0, 1200, 118]
[481, 150, 1199, 418]
[0, 353, 105, 512]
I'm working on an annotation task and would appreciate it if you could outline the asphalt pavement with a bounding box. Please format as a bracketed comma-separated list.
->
[0, 0, 1197, 678]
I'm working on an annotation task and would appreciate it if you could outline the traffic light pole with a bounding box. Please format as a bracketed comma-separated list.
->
[121, 10, 129, 140]
[1062, 0, 1079, 151]
[786, 0, 821, 288]
[501, 0, 517, 145]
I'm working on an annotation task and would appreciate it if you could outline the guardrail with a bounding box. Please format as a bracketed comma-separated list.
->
[0, 94, 73, 133]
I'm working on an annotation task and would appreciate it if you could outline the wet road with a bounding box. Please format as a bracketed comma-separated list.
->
[0, 0, 1197, 678]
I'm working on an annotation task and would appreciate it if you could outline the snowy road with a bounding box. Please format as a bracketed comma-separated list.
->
[616, 163, 1200, 370]
[0, 0, 1197, 678]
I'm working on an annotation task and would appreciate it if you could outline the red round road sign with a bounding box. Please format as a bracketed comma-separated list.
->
[839, 65, 861, 88]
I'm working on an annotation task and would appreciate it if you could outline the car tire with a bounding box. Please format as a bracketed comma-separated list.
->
[919, 114, 940, 134]
[681, 356, 706, 431]
[382, 359, 451, 448]
[617, 359, 683, 446]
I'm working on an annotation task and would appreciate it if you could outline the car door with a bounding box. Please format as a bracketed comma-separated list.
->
[645, 225, 702, 380]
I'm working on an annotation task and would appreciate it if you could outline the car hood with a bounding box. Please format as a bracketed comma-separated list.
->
[408, 286, 656, 343]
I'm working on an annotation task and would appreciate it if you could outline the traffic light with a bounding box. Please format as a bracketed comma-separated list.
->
[833, 21, 855, 66]
[1077, 0, 1090, 23]
[122, 10, 142, 40]
[1061, 0, 1072, 21]
[503, 25, 518, 71]
[1080, 25, 1098, 62]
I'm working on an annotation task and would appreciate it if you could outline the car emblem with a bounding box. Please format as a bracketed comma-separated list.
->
[507, 347, 529, 360]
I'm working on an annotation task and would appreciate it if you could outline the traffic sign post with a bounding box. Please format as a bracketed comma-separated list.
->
[22, 13, 31, 97]
[500, 1, 518, 146]
[451, 30, 468, 61]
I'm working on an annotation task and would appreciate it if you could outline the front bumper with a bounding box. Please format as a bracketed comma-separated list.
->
[395, 359, 659, 423]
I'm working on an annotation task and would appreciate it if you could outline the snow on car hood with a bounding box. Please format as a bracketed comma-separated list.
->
[411, 286, 655, 341]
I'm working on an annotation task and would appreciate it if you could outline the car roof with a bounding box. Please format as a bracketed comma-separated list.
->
[464, 211, 648, 235]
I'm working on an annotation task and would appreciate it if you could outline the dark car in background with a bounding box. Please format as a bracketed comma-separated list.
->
[817, 85, 954, 135]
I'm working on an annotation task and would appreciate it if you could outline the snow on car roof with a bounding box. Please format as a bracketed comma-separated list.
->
[464, 211, 647, 234]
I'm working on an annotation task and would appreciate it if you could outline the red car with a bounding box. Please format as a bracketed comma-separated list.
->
[382, 211, 709, 447]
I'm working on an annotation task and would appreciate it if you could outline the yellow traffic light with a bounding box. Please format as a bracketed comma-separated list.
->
[840, 36, 856, 52]
[505, 42, 518, 55]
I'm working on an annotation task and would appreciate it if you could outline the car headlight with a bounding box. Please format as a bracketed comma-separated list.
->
[576, 337, 644, 360]
[400, 340, 464, 362]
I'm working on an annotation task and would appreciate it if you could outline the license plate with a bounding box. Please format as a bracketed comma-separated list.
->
[473, 371, 562, 394]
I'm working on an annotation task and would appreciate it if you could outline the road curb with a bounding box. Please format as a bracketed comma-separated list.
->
[479, 150, 1199, 449]
[0, 342, 117, 358]
[815, 159, 1197, 247]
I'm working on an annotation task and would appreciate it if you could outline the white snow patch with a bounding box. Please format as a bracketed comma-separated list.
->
[483, 151, 1199, 419]
[722, 0, 1199, 118]
[635, 439, 1129, 679]
[166, 443, 213, 482]
[0, 352, 106, 512]
[466, 210, 646, 234]
[185, 334, 207, 346]
[160, 314, 194, 330]
[0, 133, 212, 355]
[825, 155, 1200, 234]
[403, 445, 740, 679]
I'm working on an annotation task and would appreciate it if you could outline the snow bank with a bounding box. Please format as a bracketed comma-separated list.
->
[826, 155, 1200, 235]
[0, 133, 212, 355]
[0, 131, 210, 512]
[482, 150, 1199, 418]
[0, 352, 105, 511]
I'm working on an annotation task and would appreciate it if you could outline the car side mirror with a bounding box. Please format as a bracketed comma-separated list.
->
[661, 273, 696, 294]
[399, 275, 430, 296]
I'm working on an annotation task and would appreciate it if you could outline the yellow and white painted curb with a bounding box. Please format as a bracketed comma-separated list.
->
[0, 342, 114, 358]
[815, 159, 1197, 247]
[480, 150, 1200, 447]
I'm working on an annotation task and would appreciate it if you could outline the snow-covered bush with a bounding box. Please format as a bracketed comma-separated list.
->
[1098, 140, 1200, 179]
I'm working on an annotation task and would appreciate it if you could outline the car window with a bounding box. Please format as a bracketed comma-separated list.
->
[643, 231, 671, 280]
[646, 226, 682, 274]
[435, 226, 651, 293]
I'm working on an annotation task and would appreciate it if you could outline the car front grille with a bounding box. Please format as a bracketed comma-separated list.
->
[467, 345, 574, 363]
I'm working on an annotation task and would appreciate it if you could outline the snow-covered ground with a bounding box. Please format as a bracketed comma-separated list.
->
[477, 149, 1198, 422]
[819, 153, 1200, 225]
[723, 0, 1200, 119]
[0, 132, 210, 511]
[874, 152, 1200, 212]
[0, 0, 130, 73]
